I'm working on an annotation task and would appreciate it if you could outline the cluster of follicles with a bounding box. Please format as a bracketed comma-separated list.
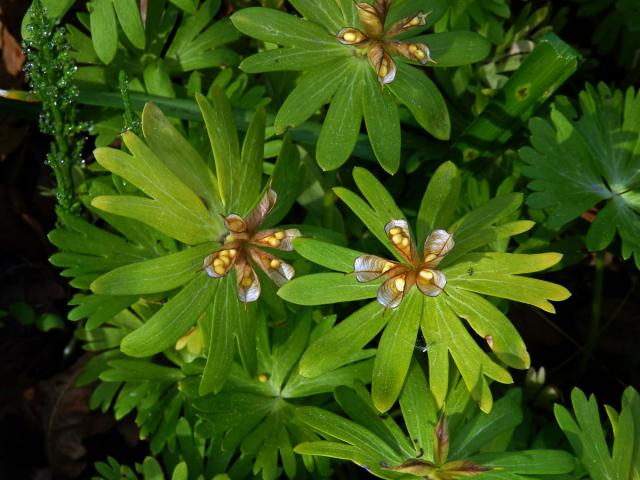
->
[256, 231, 286, 249]
[336, 1, 434, 85]
[206, 248, 238, 277]
[389, 225, 411, 255]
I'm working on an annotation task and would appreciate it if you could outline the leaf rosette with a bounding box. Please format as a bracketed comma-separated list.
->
[279, 162, 570, 413]
[87, 89, 302, 394]
[231, 0, 491, 173]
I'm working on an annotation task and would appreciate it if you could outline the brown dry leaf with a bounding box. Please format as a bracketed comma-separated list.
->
[0, 17, 25, 76]
[35, 356, 116, 479]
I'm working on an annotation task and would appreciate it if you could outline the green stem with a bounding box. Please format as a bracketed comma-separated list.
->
[581, 251, 605, 374]
[453, 33, 581, 162]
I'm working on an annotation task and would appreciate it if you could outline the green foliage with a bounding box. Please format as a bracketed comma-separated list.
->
[296, 362, 576, 479]
[232, 0, 490, 173]
[454, 33, 580, 162]
[192, 313, 373, 480]
[23, 1, 637, 479]
[520, 83, 640, 268]
[69, 0, 239, 78]
[282, 162, 569, 413]
[23, 0, 88, 212]
[555, 386, 640, 480]
[89, 92, 301, 395]
[434, 0, 510, 45]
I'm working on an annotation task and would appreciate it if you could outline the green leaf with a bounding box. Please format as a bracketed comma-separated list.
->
[333, 186, 400, 261]
[293, 238, 363, 273]
[317, 63, 365, 171]
[100, 360, 185, 382]
[168, 0, 197, 14]
[293, 441, 369, 465]
[200, 277, 238, 395]
[142, 457, 165, 480]
[399, 361, 438, 457]
[288, 0, 344, 33]
[299, 301, 387, 378]
[450, 193, 523, 242]
[241, 48, 346, 73]
[470, 450, 575, 475]
[274, 58, 351, 134]
[417, 161, 461, 245]
[362, 70, 401, 174]
[112, 0, 145, 50]
[277, 273, 379, 306]
[353, 167, 405, 223]
[142, 103, 222, 216]
[553, 387, 636, 480]
[372, 290, 422, 412]
[93, 133, 217, 244]
[335, 385, 415, 458]
[231, 7, 339, 49]
[295, 407, 401, 461]
[521, 84, 640, 267]
[91, 243, 216, 295]
[271, 314, 312, 390]
[265, 133, 303, 227]
[444, 221, 535, 265]
[450, 389, 522, 458]
[388, 62, 450, 140]
[446, 290, 530, 370]
[412, 32, 491, 67]
[423, 296, 512, 413]
[237, 107, 266, 213]
[386, 0, 448, 29]
[196, 90, 242, 213]
[446, 252, 570, 314]
[171, 462, 189, 480]
[89, 0, 118, 64]
[283, 358, 374, 398]
[121, 274, 217, 356]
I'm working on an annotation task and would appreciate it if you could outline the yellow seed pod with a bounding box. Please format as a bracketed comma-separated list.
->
[419, 269, 434, 281]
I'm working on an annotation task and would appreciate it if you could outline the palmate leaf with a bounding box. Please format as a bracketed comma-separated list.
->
[287, 162, 570, 412]
[295, 366, 575, 480]
[520, 83, 640, 268]
[554, 386, 640, 480]
[193, 313, 373, 480]
[232, 1, 490, 173]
